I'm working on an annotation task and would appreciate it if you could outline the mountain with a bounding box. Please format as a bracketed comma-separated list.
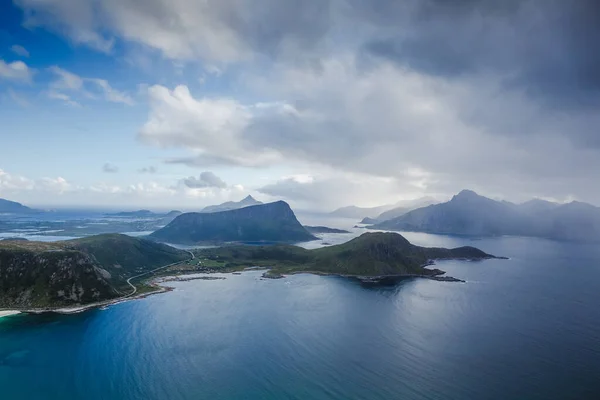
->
[360, 197, 438, 224]
[330, 204, 394, 219]
[202, 195, 262, 213]
[150, 201, 317, 244]
[0, 198, 36, 214]
[374, 190, 600, 242]
[197, 232, 498, 282]
[0, 234, 188, 308]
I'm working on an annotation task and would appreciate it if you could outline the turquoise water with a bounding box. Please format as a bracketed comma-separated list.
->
[1, 233, 600, 399]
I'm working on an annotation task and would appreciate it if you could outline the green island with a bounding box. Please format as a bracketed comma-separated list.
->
[182, 232, 499, 283]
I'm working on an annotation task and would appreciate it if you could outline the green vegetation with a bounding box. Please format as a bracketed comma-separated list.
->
[0, 234, 189, 309]
[194, 232, 496, 279]
[150, 201, 317, 244]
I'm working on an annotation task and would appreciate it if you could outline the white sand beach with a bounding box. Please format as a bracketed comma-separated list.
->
[0, 310, 21, 318]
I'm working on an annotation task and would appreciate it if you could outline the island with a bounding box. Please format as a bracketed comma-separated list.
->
[193, 232, 500, 284]
[303, 226, 351, 234]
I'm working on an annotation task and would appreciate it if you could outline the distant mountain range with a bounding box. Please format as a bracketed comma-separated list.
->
[374, 190, 600, 242]
[150, 201, 317, 244]
[0, 198, 37, 214]
[330, 197, 437, 221]
[201, 195, 262, 213]
[360, 197, 438, 224]
[329, 204, 394, 220]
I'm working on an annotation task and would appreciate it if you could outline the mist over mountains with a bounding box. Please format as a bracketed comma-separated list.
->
[374, 190, 600, 242]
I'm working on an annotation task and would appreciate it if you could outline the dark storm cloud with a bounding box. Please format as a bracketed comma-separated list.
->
[361, 0, 600, 108]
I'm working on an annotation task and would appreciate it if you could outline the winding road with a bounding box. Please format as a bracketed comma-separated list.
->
[123, 250, 195, 298]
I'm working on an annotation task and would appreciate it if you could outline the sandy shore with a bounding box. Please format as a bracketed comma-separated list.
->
[0, 310, 21, 318]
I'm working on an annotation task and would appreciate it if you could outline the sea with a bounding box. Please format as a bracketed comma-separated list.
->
[1, 224, 600, 399]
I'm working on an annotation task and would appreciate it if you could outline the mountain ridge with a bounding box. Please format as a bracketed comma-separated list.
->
[374, 190, 600, 242]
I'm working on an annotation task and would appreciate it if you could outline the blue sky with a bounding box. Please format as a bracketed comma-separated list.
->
[1, 0, 600, 210]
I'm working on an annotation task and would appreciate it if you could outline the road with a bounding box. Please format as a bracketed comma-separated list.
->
[0, 250, 196, 315]
[123, 250, 195, 298]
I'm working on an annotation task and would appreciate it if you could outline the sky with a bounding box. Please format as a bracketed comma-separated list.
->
[0, 0, 599, 211]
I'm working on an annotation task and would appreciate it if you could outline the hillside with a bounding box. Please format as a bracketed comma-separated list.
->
[196, 232, 497, 281]
[0, 198, 35, 214]
[202, 195, 262, 213]
[0, 234, 188, 309]
[150, 201, 317, 244]
[374, 190, 600, 242]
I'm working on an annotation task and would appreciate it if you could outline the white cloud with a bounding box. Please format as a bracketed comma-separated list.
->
[139, 85, 281, 167]
[46, 90, 81, 107]
[10, 45, 30, 58]
[0, 59, 33, 83]
[38, 177, 72, 194]
[49, 66, 84, 91]
[48, 67, 134, 105]
[0, 169, 34, 191]
[88, 78, 134, 105]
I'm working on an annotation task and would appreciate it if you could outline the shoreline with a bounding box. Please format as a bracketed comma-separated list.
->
[0, 265, 466, 317]
[0, 310, 21, 319]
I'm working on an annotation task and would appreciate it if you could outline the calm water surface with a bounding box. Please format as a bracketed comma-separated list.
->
[1, 232, 600, 399]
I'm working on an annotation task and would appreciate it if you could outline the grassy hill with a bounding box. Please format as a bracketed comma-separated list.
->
[195, 232, 497, 280]
[0, 234, 189, 308]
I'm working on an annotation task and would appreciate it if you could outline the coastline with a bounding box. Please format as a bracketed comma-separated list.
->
[0, 310, 21, 319]
[0, 264, 468, 317]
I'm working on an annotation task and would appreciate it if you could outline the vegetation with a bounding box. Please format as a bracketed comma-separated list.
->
[194, 232, 496, 279]
[0, 234, 189, 309]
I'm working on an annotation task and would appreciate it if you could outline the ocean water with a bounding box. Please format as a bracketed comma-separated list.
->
[1, 233, 600, 400]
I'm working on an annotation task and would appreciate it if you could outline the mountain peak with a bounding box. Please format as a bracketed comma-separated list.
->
[452, 189, 482, 201]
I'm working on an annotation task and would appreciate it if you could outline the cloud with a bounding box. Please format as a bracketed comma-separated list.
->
[0, 59, 33, 83]
[87, 78, 134, 105]
[0, 169, 34, 191]
[10, 45, 30, 57]
[182, 171, 227, 189]
[258, 172, 432, 210]
[0, 169, 74, 195]
[48, 66, 134, 105]
[46, 90, 81, 107]
[49, 66, 85, 91]
[14, 0, 331, 63]
[138, 166, 157, 174]
[15, 0, 114, 53]
[139, 85, 282, 167]
[102, 163, 119, 173]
